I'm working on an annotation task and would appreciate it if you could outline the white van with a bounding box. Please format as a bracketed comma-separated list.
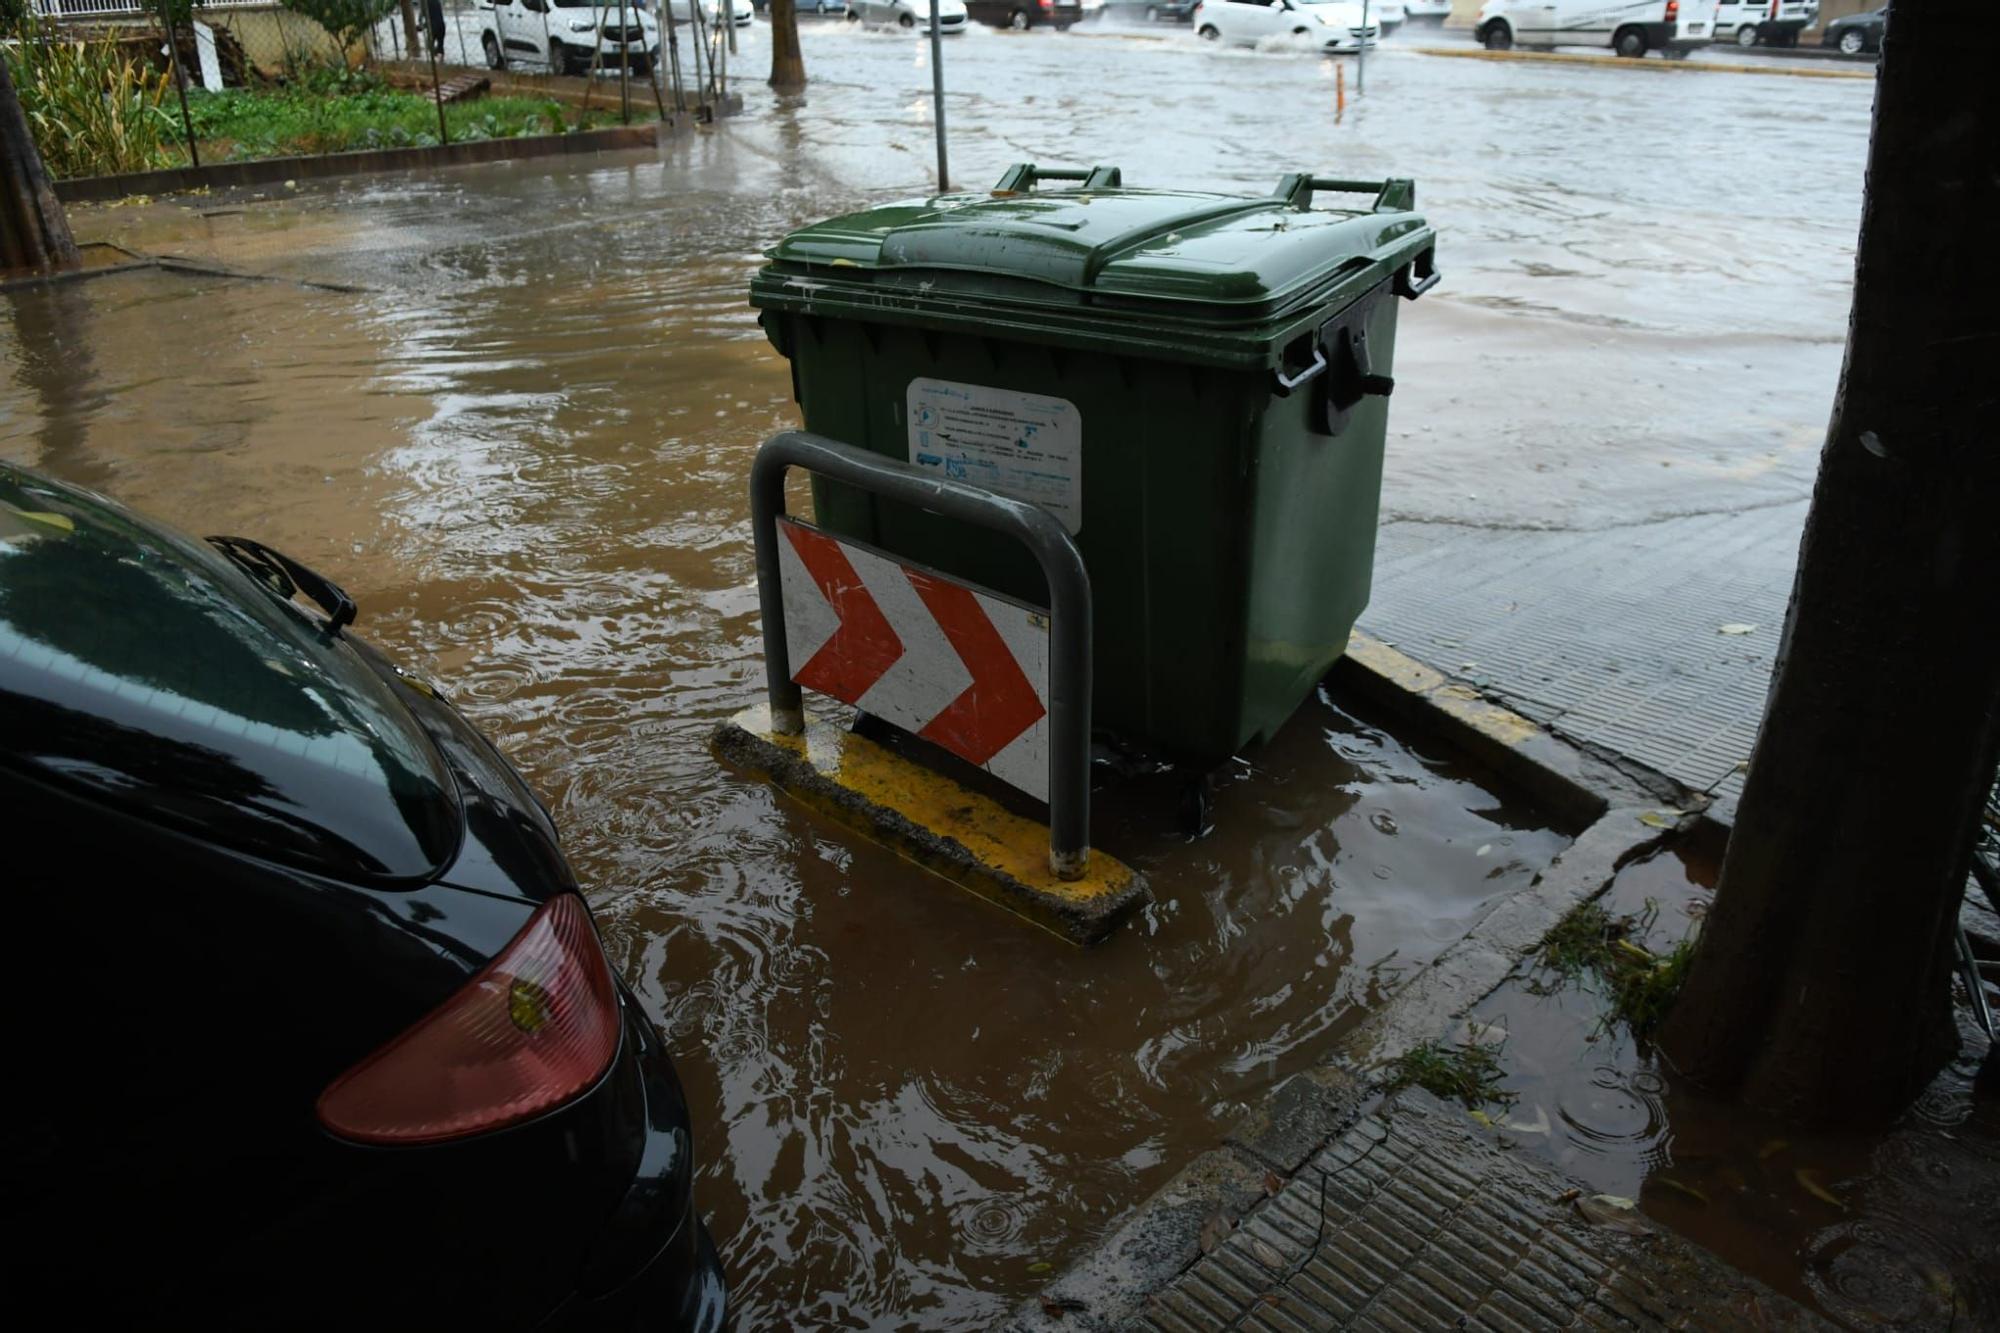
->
[1473, 0, 1717, 57]
[1712, 0, 1816, 47]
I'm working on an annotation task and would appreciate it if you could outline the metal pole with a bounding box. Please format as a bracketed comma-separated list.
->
[928, 0, 948, 191]
[160, 5, 200, 169]
[663, 4, 684, 110]
[1357, 0, 1367, 94]
[618, 0, 631, 121]
[725, 0, 737, 55]
[427, 27, 450, 142]
[750, 431, 1094, 879]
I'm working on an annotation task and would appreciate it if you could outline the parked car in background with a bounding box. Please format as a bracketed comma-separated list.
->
[1713, 0, 1815, 46]
[1402, 0, 1449, 19]
[802, 0, 847, 12]
[669, 0, 755, 24]
[1375, 0, 1405, 33]
[1078, 0, 1108, 19]
[1, 464, 727, 1330]
[1820, 3, 1884, 53]
[966, 0, 1085, 26]
[850, 0, 970, 25]
[1474, 0, 1715, 57]
[1105, 0, 1196, 18]
[1195, 0, 1380, 50]
[480, 0, 662, 76]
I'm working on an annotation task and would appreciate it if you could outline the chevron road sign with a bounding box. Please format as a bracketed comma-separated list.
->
[774, 516, 1052, 802]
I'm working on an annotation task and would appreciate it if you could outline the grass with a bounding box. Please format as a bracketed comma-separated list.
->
[184, 84, 606, 163]
[1383, 1041, 1517, 1111]
[1535, 900, 1698, 1038]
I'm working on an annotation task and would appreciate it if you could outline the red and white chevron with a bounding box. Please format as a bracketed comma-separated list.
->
[774, 517, 1051, 801]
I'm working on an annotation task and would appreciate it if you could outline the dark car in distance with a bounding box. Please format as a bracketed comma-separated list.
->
[0, 464, 725, 1331]
[967, 0, 1084, 27]
[1821, 4, 1886, 54]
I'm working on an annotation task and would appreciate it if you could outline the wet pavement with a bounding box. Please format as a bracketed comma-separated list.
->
[1469, 847, 2000, 1329]
[3, 22, 1882, 1327]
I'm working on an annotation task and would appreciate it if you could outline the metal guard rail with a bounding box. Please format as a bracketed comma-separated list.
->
[750, 431, 1095, 880]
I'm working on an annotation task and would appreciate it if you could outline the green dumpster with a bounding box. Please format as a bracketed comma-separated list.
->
[750, 163, 1438, 768]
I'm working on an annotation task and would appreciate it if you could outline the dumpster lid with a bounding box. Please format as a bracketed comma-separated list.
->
[758, 165, 1432, 324]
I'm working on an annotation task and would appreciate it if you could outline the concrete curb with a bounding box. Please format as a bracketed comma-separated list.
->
[1008, 637, 1705, 1329]
[54, 122, 664, 205]
[1412, 42, 1875, 78]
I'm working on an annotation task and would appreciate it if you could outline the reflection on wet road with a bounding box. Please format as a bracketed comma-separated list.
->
[1, 24, 1876, 1328]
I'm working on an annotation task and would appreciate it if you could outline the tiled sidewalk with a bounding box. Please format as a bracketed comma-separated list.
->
[1362, 500, 1807, 816]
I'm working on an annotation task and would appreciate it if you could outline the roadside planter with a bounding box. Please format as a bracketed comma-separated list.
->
[720, 164, 1438, 941]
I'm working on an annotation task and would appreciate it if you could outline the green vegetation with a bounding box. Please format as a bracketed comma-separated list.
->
[2, 29, 179, 178]
[1383, 1041, 1517, 1111]
[1536, 900, 1697, 1039]
[185, 80, 601, 163]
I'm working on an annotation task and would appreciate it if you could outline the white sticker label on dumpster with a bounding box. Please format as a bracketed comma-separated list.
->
[906, 378, 1083, 534]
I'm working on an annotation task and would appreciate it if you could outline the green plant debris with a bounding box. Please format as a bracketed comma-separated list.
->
[1383, 1041, 1518, 1112]
[1532, 899, 1698, 1039]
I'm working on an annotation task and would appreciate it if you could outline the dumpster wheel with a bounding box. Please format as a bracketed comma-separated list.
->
[1178, 771, 1217, 841]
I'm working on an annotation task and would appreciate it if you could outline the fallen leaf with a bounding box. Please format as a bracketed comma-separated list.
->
[1654, 1176, 1710, 1205]
[1575, 1194, 1652, 1235]
[1251, 1238, 1285, 1270]
[1795, 1168, 1843, 1208]
[1027, 1262, 1053, 1274]
[1262, 1171, 1283, 1197]
[1555, 1188, 1582, 1204]
[1468, 1109, 1494, 1128]
[1639, 811, 1677, 829]
[1718, 623, 1758, 635]
[1198, 1212, 1233, 1254]
[1476, 844, 1493, 857]
[1038, 1294, 1087, 1318]
[1502, 1105, 1551, 1135]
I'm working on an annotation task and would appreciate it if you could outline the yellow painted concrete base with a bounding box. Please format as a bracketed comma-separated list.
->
[712, 706, 1147, 946]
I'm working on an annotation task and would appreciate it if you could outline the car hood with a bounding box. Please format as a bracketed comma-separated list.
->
[0, 465, 461, 882]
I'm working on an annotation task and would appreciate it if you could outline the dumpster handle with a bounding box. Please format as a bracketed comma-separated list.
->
[749, 431, 1095, 882]
[1395, 247, 1441, 299]
[992, 163, 1125, 195]
[1273, 345, 1327, 394]
[1274, 174, 1417, 214]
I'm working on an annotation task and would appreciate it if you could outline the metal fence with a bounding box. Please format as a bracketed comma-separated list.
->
[7, 0, 728, 182]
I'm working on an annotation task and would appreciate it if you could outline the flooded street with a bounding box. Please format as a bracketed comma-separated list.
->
[2, 24, 1878, 1328]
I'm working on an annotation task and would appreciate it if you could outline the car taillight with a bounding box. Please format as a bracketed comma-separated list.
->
[1040, 0, 1051, 8]
[316, 894, 621, 1145]
[1665, 0, 1678, 16]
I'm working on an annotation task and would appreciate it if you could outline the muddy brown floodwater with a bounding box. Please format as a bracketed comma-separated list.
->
[1, 28, 1881, 1328]
[0, 263, 1568, 1326]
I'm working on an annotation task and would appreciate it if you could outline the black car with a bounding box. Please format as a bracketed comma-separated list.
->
[0, 464, 725, 1331]
[966, 0, 1084, 27]
[1821, 5, 1886, 54]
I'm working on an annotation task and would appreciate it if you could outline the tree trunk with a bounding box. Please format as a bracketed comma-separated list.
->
[0, 50, 80, 274]
[1658, 0, 2000, 1128]
[768, 0, 805, 91]
[399, 0, 422, 55]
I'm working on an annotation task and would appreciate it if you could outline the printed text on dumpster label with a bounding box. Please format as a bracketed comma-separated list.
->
[906, 378, 1082, 534]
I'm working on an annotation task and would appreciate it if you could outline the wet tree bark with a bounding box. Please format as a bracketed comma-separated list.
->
[398, 0, 422, 56]
[1658, 0, 2000, 1128]
[768, 0, 806, 91]
[0, 52, 81, 274]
